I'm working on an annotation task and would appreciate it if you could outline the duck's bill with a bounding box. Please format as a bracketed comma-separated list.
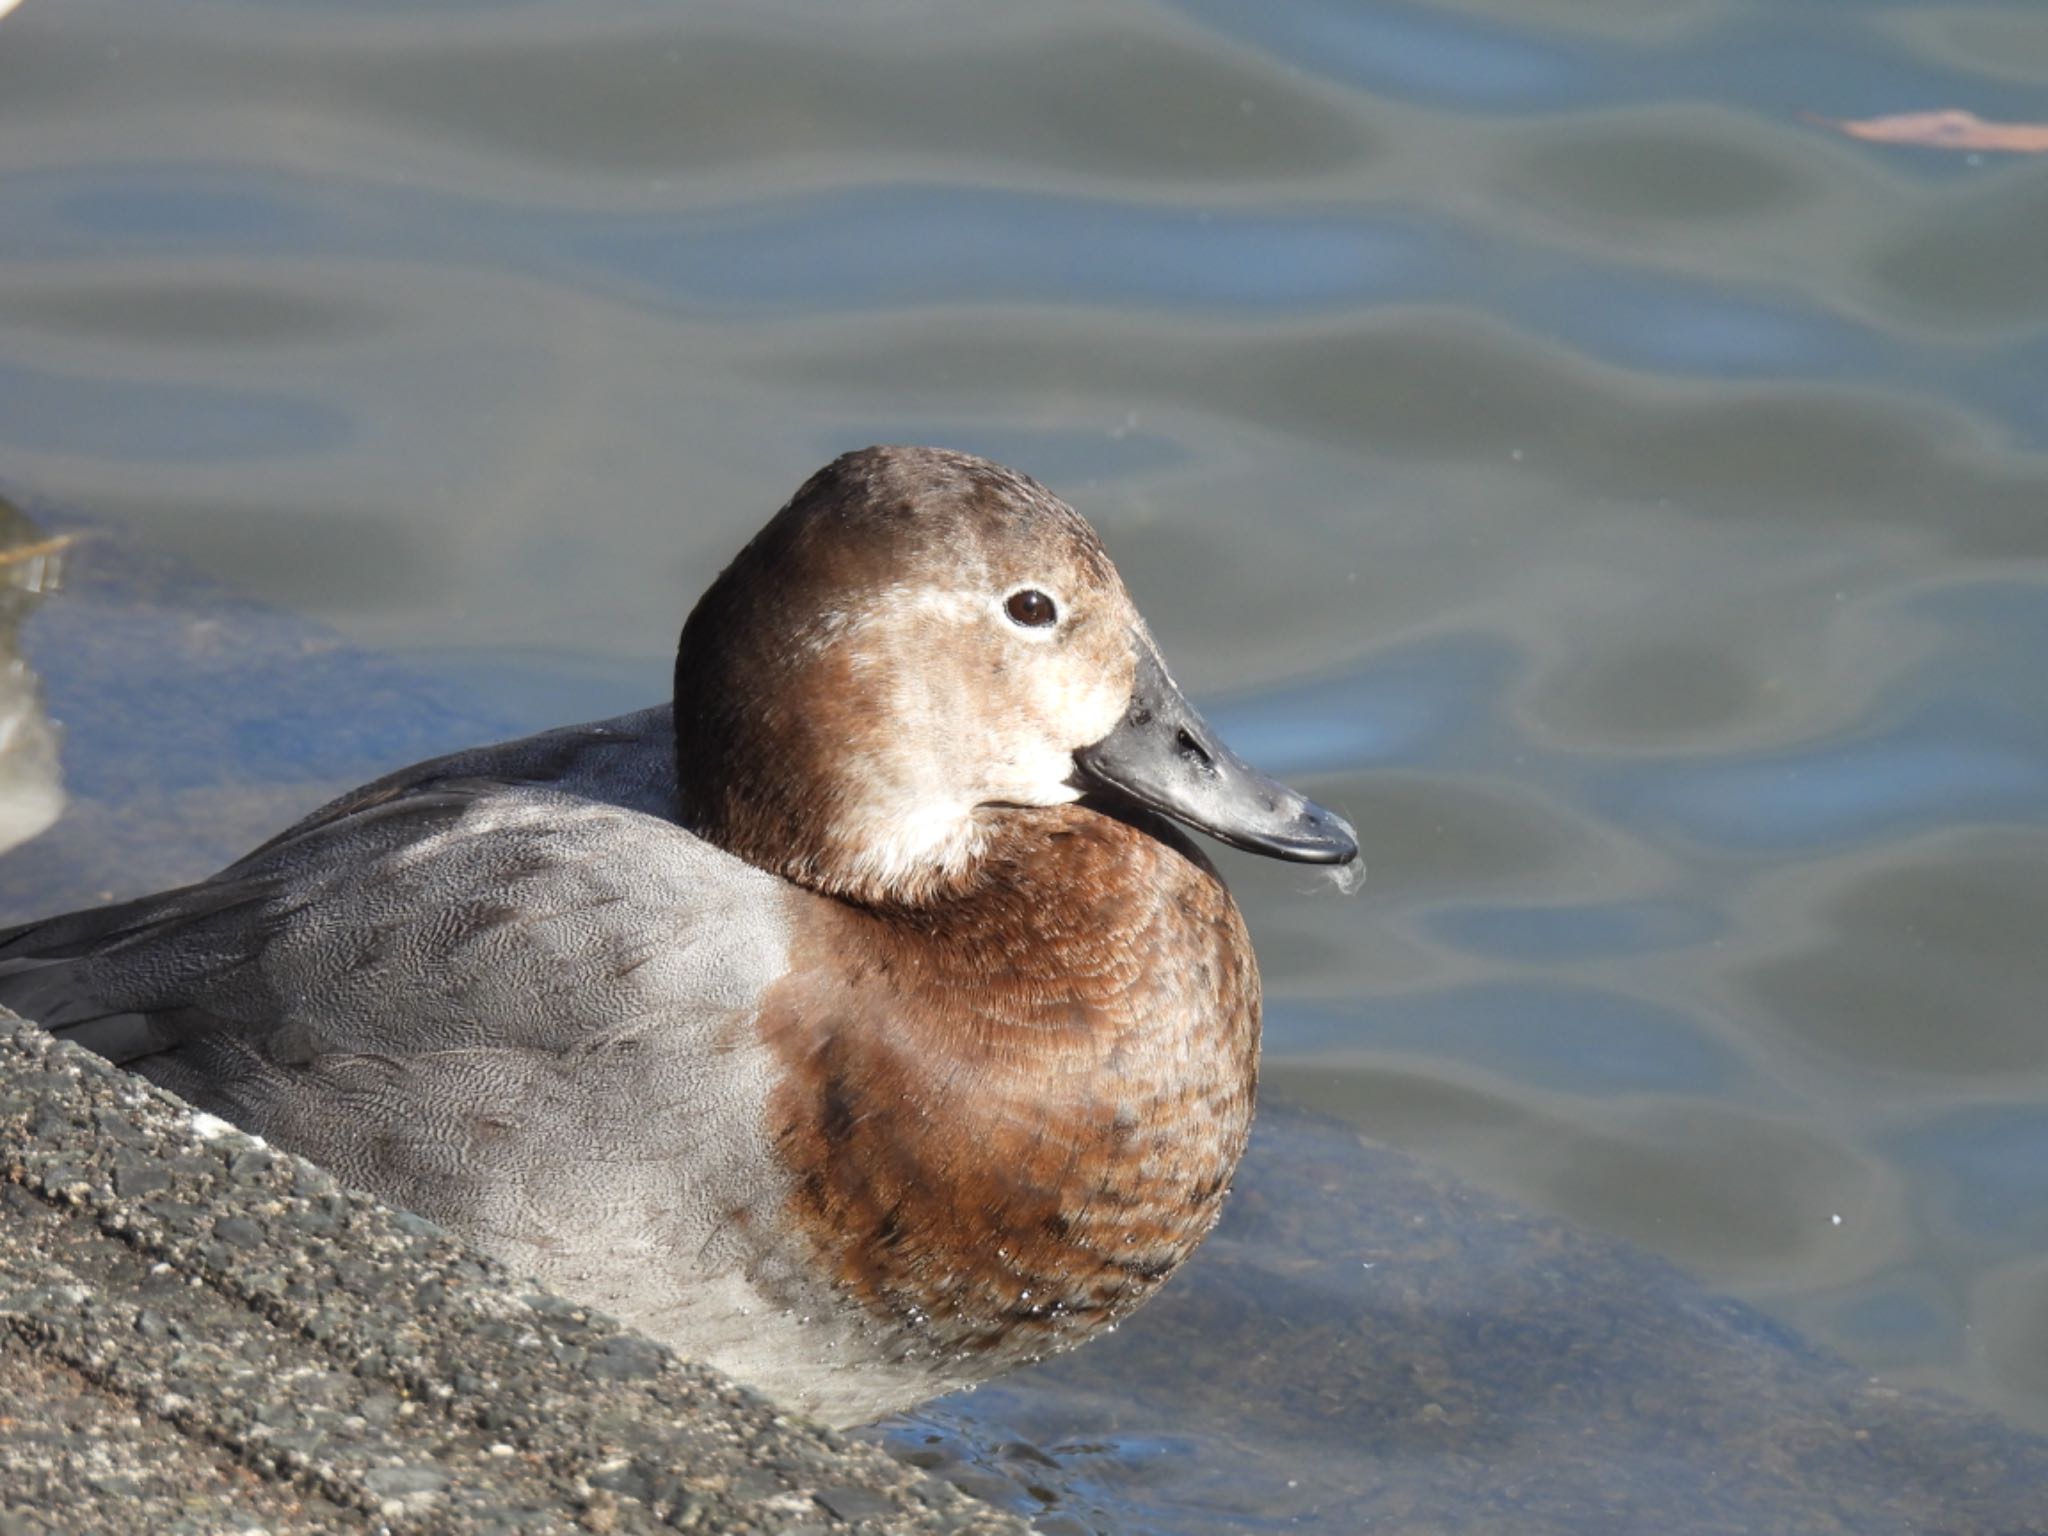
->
[1073, 642, 1359, 865]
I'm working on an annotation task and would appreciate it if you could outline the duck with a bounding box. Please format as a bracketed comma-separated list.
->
[0, 446, 1357, 1426]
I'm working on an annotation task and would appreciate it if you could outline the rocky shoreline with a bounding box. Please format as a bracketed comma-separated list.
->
[0, 1009, 1026, 1536]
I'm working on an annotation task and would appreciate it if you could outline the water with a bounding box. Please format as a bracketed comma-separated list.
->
[3, 0, 2047, 1527]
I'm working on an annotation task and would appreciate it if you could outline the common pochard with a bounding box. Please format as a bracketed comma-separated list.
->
[0, 446, 1357, 1425]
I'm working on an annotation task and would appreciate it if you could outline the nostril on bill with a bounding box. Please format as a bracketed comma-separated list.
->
[1174, 728, 1218, 777]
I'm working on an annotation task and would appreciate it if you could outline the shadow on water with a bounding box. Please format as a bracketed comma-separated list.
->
[878, 1104, 2048, 1536]
[0, 503, 517, 907]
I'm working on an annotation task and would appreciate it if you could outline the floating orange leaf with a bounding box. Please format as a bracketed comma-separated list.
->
[1820, 109, 2048, 154]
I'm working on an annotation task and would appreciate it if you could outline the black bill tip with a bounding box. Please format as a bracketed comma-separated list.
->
[1073, 642, 1360, 868]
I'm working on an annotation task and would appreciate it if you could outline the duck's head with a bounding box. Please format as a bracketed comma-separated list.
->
[674, 445, 1357, 906]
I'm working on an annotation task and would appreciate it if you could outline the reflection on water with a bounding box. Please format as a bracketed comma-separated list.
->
[0, 501, 64, 858]
[3, 0, 2048, 1526]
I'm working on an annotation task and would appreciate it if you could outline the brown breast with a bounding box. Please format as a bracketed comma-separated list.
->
[756, 801, 1260, 1368]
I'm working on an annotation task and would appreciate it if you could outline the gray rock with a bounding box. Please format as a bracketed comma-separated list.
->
[0, 1009, 1028, 1535]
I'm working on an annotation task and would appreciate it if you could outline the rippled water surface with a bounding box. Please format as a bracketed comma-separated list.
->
[4, 0, 2048, 1528]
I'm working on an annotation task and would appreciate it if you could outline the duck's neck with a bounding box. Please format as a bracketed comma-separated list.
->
[673, 603, 1008, 909]
[677, 731, 999, 910]
[756, 802, 1262, 1357]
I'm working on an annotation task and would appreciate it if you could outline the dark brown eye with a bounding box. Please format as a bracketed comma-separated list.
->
[1005, 589, 1058, 628]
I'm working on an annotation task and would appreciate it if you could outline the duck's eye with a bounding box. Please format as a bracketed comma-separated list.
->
[1005, 589, 1058, 628]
